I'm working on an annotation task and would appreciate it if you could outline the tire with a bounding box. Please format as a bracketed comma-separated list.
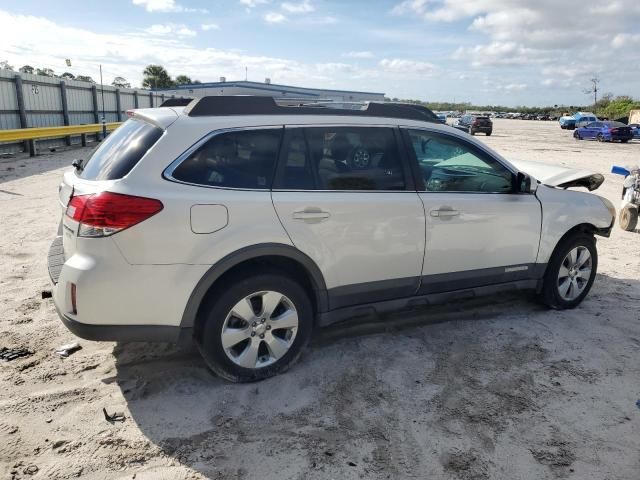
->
[197, 271, 313, 382]
[597, 134, 604, 142]
[469, 129, 474, 135]
[486, 131, 492, 136]
[574, 131, 582, 140]
[621, 139, 629, 143]
[619, 204, 638, 231]
[539, 232, 598, 309]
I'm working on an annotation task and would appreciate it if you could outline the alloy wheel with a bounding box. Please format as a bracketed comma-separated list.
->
[220, 291, 299, 369]
[557, 246, 592, 301]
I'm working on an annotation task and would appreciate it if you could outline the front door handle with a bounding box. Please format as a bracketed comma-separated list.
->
[430, 208, 460, 218]
[293, 208, 331, 222]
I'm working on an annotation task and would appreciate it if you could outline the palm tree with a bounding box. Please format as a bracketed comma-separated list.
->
[142, 65, 174, 89]
[174, 75, 192, 86]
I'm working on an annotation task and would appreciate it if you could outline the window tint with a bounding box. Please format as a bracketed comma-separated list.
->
[171, 129, 282, 189]
[80, 119, 163, 180]
[277, 127, 406, 191]
[404, 129, 513, 193]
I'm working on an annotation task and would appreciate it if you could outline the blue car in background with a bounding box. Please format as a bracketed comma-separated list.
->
[435, 112, 447, 124]
[559, 116, 576, 129]
[630, 123, 640, 139]
[574, 121, 634, 142]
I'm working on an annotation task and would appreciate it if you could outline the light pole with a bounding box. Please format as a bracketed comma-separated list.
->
[99, 64, 106, 139]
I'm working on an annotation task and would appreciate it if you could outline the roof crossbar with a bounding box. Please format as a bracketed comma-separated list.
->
[183, 96, 438, 122]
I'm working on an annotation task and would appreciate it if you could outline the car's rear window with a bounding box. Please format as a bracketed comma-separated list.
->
[79, 119, 163, 180]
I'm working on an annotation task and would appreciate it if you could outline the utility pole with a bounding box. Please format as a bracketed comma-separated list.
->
[99, 64, 106, 139]
[583, 76, 600, 114]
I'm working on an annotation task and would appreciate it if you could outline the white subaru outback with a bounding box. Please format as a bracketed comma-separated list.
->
[48, 96, 615, 382]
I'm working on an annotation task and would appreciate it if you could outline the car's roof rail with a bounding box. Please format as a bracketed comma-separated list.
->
[183, 95, 439, 122]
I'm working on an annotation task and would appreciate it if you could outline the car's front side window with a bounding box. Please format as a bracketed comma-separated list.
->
[275, 126, 406, 191]
[403, 129, 513, 193]
[171, 128, 283, 189]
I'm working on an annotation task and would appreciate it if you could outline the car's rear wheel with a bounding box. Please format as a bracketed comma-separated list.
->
[486, 131, 492, 136]
[539, 232, 597, 309]
[621, 139, 629, 143]
[198, 272, 313, 382]
[619, 204, 638, 231]
[574, 131, 582, 140]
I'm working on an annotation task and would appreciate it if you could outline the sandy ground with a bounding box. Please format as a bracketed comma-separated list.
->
[0, 119, 639, 480]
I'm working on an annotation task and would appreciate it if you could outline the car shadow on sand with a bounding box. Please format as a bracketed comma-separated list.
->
[112, 271, 640, 479]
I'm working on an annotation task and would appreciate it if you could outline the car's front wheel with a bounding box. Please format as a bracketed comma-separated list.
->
[539, 232, 598, 309]
[198, 272, 313, 382]
[574, 131, 582, 140]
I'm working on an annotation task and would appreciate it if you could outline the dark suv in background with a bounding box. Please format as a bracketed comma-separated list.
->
[458, 114, 493, 136]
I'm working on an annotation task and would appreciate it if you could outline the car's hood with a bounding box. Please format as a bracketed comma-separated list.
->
[509, 159, 605, 191]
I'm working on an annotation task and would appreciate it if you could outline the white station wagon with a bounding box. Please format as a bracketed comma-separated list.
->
[48, 97, 615, 381]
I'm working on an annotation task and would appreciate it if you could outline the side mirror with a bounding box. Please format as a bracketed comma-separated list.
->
[515, 172, 532, 193]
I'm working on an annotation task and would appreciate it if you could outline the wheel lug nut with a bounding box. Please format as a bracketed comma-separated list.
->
[251, 332, 255, 337]
[261, 318, 265, 323]
[259, 334, 265, 339]
[252, 322, 257, 327]
[266, 325, 271, 330]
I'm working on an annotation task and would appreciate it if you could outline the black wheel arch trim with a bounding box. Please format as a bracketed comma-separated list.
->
[179, 243, 329, 330]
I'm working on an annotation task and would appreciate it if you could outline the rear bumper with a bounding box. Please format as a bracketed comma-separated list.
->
[47, 236, 205, 344]
[56, 304, 189, 342]
[471, 126, 492, 133]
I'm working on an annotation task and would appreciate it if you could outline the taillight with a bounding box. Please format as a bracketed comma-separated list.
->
[66, 192, 163, 237]
[610, 128, 618, 133]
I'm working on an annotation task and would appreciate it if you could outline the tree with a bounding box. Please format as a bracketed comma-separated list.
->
[75, 75, 95, 83]
[0, 60, 14, 71]
[36, 67, 56, 77]
[111, 76, 131, 88]
[19, 65, 34, 74]
[60, 72, 75, 80]
[142, 64, 174, 89]
[174, 75, 192, 85]
[192, 79, 202, 84]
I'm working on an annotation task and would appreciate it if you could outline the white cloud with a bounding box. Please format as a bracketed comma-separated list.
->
[391, 0, 640, 92]
[342, 51, 374, 59]
[264, 12, 286, 23]
[145, 23, 197, 37]
[281, 0, 314, 13]
[132, 0, 208, 13]
[240, 0, 268, 9]
[612, 33, 640, 48]
[0, 9, 371, 91]
[379, 58, 436, 75]
[201, 23, 220, 31]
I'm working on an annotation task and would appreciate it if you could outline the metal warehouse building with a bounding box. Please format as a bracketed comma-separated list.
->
[154, 79, 385, 103]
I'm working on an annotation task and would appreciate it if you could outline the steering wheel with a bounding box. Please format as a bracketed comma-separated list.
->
[350, 147, 371, 169]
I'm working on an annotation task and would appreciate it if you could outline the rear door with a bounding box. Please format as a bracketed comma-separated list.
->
[271, 125, 426, 309]
[401, 128, 542, 294]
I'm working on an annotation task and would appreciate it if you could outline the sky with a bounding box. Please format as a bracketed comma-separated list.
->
[0, 0, 639, 107]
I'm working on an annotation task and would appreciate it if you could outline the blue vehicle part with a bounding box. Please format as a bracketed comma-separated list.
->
[611, 165, 631, 176]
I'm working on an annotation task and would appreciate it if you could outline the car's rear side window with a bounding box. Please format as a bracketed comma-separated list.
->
[171, 129, 283, 189]
[80, 119, 163, 180]
[274, 127, 406, 191]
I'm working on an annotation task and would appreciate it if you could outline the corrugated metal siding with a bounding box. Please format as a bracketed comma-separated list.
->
[23, 83, 62, 111]
[120, 92, 136, 109]
[27, 113, 65, 127]
[0, 113, 20, 129]
[0, 78, 18, 110]
[69, 112, 97, 125]
[67, 87, 94, 113]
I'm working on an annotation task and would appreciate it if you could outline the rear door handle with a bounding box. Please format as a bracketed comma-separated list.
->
[293, 208, 331, 222]
[430, 208, 460, 218]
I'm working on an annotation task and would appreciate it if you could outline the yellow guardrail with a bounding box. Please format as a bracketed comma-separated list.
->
[0, 122, 122, 143]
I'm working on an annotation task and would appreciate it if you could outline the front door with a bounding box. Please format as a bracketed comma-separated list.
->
[401, 128, 542, 294]
[272, 125, 426, 309]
